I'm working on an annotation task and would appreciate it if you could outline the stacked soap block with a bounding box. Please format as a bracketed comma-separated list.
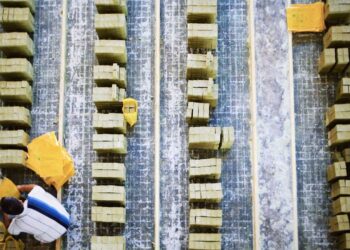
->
[322, 2, 350, 248]
[92, 0, 128, 249]
[186, 1, 234, 249]
[0, 0, 35, 173]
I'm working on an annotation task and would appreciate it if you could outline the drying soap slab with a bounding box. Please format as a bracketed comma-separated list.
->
[94, 64, 127, 88]
[189, 126, 221, 150]
[327, 161, 348, 183]
[324, 25, 350, 48]
[92, 162, 125, 181]
[93, 84, 126, 110]
[95, 40, 127, 65]
[93, 134, 127, 154]
[190, 209, 222, 228]
[189, 183, 223, 203]
[333, 197, 350, 215]
[329, 124, 350, 146]
[189, 158, 221, 179]
[0, 81, 32, 104]
[0, 106, 31, 128]
[95, 14, 127, 39]
[187, 0, 217, 23]
[189, 233, 221, 250]
[330, 214, 350, 234]
[0, 130, 29, 148]
[0, 8, 34, 32]
[187, 78, 218, 107]
[331, 179, 350, 199]
[187, 52, 218, 80]
[0, 0, 35, 14]
[326, 104, 350, 128]
[93, 113, 127, 133]
[0, 58, 33, 81]
[338, 233, 350, 250]
[91, 206, 125, 223]
[92, 185, 125, 205]
[337, 78, 350, 102]
[0, 149, 26, 168]
[0, 32, 34, 57]
[95, 0, 127, 15]
[188, 23, 218, 49]
[325, 1, 350, 25]
[318, 48, 336, 74]
[186, 102, 210, 125]
[91, 236, 125, 250]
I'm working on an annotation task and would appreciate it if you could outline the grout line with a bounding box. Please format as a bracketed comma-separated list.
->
[154, 0, 161, 248]
[247, 0, 260, 249]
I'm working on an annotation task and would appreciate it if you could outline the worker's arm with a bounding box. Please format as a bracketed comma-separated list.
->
[16, 184, 36, 193]
[2, 212, 11, 228]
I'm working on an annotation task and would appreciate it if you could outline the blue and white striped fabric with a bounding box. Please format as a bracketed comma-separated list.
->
[8, 186, 70, 243]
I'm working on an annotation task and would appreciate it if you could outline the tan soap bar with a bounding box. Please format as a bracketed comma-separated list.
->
[0, 106, 31, 128]
[331, 179, 350, 199]
[333, 197, 350, 215]
[188, 23, 217, 49]
[189, 233, 221, 250]
[186, 102, 210, 125]
[189, 183, 223, 203]
[0, 58, 33, 81]
[220, 127, 234, 150]
[0, 32, 34, 57]
[93, 85, 126, 110]
[0, 8, 34, 32]
[327, 161, 348, 183]
[91, 206, 125, 223]
[190, 209, 222, 228]
[0, 149, 26, 168]
[92, 185, 125, 205]
[94, 64, 127, 88]
[325, 1, 350, 25]
[95, 40, 127, 65]
[187, 0, 217, 23]
[318, 48, 336, 74]
[338, 233, 350, 250]
[330, 214, 350, 234]
[334, 48, 350, 73]
[95, 0, 127, 15]
[337, 78, 350, 102]
[93, 113, 127, 133]
[324, 26, 350, 48]
[329, 124, 350, 146]
[0, 130, 29, 148]
[92, 162, 125, 181]
[189, 158, 221, 179]
[187, 52, 218, 80]
[189, 126, 221, 150]
[344, 148, 350, 163]
[0, 0, 35, 14]
[188, 78, 218, 107]
[91, 236, 125, 250]
[326, 104, 350, 128]
[93, 134, 127, 154]
[95, 14, 127, 39]
[0, 81, 32, 104]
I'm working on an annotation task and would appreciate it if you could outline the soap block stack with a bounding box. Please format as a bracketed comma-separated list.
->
[321, 2, 350, 248]
[92, 0, 128, 249]
[186, 1, 234, 249]
[0, 0, 34, 173]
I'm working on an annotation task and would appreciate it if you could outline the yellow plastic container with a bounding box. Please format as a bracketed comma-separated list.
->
[0, 178, 20, 199]
[122, 98, 138, 127]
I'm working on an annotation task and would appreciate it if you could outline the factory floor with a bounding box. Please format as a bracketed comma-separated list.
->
[1, 0, 337, 249]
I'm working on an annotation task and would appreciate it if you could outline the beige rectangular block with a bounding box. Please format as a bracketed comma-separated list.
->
[332, 179, 350, 199]
[91, 236, 125, 250]
[187, 52, 218, 80]
[326, 104, 350, 128]
[94, 64, 127, 88]
[188, 23, 217, 49]
[0, 149, 26, 168]
[328, 161, 348, 183]
[187, 0, 217, 23]
[344, 148, 350, 163]
[95, 14, 127, 39]
[92, 185, 125, 205]
[186, 102, 210, 125]
[0, 58, 33, 81]
[337, 78, 350, 102]
[95, 40, 127, 65]
[187, 78, 218, 107]
[91, 206, 125, 223]
[189, 233, 221, 250]
[329, 125, 350, 146]
[0, 81, 32, 104]
[189, 183, 223, 202]
[325, 2, 350, 25]
[93, 113, 127, 134]
[334, 48, 350, 73]
[318, 48, 336, 74]
[189, 126, 221, 150]
[0, 130, 29, 148]
[190, 209, 222, 228]
[338, 233, 350, 250]
[189, 158, 221, 179]
[220, 127, 234, 150]
[95, 0, 127, 15]
[0, 32, 34, 57]
[0, 8, 34, 32]
[0, 106, 31, 128]
[93, 134, 127, 154]
[324, 26, 350, 48]
[93, 85, 126, 110]
[92, 162, 125, 181]
[0, 0, 35, 13]
[330, 214, 350, 234]
[333, 197, 350, 215]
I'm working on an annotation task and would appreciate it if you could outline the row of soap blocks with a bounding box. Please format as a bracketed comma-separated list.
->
[0, 1, 36, 171]
[91, 1, 128, 250]
[321, 3, 350, 249]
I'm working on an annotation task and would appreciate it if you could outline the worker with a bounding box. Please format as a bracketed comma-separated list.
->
[0, 184, 70, 243]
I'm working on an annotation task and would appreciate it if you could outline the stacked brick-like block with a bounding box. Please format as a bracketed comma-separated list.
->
[91, 0, 128, 249]
[320, 1, 350, 249]
[186, 1, 234, 249]
[0, 0, 34, 173]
